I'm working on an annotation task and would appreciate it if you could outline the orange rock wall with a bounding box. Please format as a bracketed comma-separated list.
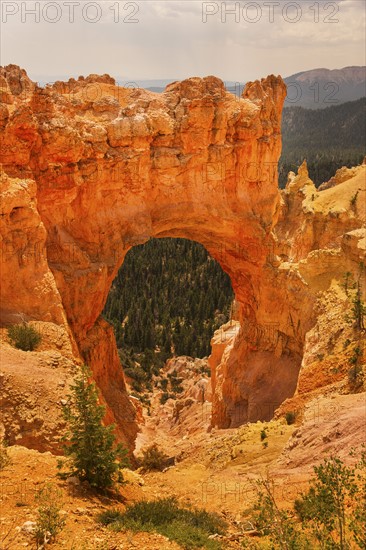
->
[1, 65, 364, 448]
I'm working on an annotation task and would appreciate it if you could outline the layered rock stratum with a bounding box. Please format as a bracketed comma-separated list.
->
[1, 65, 365, 451]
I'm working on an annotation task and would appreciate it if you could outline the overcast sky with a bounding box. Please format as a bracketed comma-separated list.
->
[1, 0, 365, 83]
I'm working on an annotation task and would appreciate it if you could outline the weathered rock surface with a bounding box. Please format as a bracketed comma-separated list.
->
[0, 328, 74, 452]
[274, 393, 366, 474]
[134, 355, 213, 456]
[210, 161, 365, 427]
[318, 157, 366, 190]
[1, 64, 365, 450]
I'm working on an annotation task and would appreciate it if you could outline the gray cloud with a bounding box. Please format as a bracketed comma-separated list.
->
[0, 0, 365, 82]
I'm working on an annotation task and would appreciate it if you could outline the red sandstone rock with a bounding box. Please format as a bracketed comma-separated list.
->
[1, 65, 365, 450]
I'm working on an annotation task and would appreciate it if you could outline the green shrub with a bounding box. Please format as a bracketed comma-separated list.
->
[199, 365, 211, 376]
[350, 190, 359, 207]
[124, 365, 147, 383]
[240, 539, 263, 549]
[97, 508, 122, 526]
[260, 429, 267, 441]
[97, 497, 227, 549]
[342, 272, 353, 296]
[130, 392, 151, 406]
[7, 323, 41, 351]
[138, 443, 170, 472]
[244, 452, 366, 549]
[343, 338, 351, 349]
[160, 391, 170, 404]
[350, 446, 366, 548]
[242, 479, 310, 549]
[131, 379, 143, 393]
[348, 347, 364, 390]
[118, 347, 136, 370]
[160, 519, 221, 549]
[34, 484, 66, 547]
[170, 375, 184, 393]
[295, 455, 363, 549]
[57, 365, 130, 491]
[350, 279, 365, 330]
[285, 411, 296, 425]
[348, 364, 363, 388]
[160, 378, 168, 390]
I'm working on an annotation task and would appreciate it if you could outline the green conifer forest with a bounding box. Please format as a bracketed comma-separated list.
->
[103, 238, 234, 391]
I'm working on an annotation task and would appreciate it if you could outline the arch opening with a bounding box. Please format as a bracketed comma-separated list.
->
[102, 237, 235, 407]
[75, 218, 303, 448]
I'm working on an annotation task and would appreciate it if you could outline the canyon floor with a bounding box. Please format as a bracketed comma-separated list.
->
[1, 342, 365, 549]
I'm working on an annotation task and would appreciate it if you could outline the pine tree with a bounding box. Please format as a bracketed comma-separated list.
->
[58, 365, 129, 491]
[295, 456, 358, 549]
[352, 280, 365, 331]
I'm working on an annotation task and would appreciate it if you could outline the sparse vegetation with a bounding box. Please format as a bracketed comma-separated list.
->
[199, 365, 211, 376]
[34, 484, 66, 548]
[156, 370, 185, 397]
[248, 477, 310, 549]
[342, 272, 352, 297]
[169, 371, 184, 393]
[7, 322, 41, 351]
[285, 411, 296, 425]
[350, 190, 359, 207]
[343, 338, 351, 349]
[160, 391, 171, 404]
[295, 454, 364, 549]
[138, 443, 171, 472]
[244, 451, 366, 549]
[130, 390, 151, 407]
[351, 279, 365, 331]
[97, 497, 227, 549]
[348, 346, 364, 391]
[160, 378, 168, 390]
[350, 446, 366, 549]
[260, 429, 267, 441]
[57, 365, 130, 491]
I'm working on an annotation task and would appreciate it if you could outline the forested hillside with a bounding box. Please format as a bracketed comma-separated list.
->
[103, 238, 234, 390]
[279, 97, 365, 186]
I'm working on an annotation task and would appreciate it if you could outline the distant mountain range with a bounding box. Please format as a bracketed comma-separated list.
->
[34, 66, 365, 109]
[139, 66, 366, 110]
[283, 66, 366, 109]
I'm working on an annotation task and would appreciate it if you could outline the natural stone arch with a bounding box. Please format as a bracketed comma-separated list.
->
[1, 65, 309, 448]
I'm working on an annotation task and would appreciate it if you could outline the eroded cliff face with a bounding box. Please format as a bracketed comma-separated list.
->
[210, 161, 365, 425]
[1, 65, 364, 449]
